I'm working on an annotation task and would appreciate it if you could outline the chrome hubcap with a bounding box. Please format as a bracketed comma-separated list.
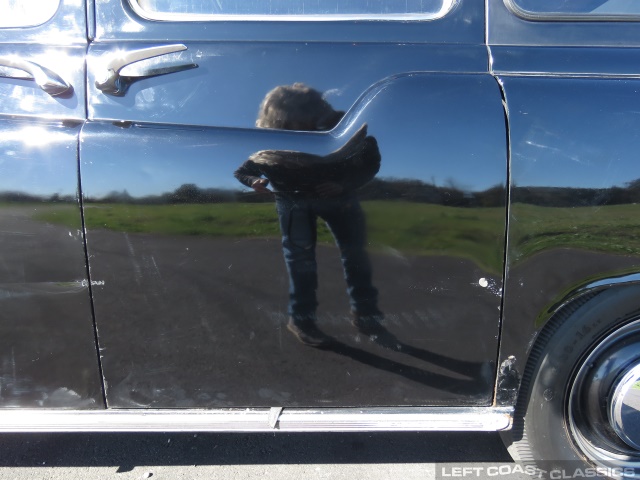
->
[568, 319, 640, 471]
[610, 363, 640, 451]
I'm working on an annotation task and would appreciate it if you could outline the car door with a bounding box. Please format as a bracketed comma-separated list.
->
[488, 0, 640, 401]
[487, 0, 640, 469]
[0, 0, 103, 407]
[82, 0, 508, 408]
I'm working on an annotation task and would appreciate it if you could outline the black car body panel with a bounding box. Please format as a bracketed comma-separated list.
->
[488, 0, 640, 405]
[81, 72, 507, 408]
[0, 2, 102, 408]
[2, 1, 640, 472]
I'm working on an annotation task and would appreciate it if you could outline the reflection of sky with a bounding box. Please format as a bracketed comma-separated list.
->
[0, 0, 60, 28]
[89, 43, 487, 133]
[82, 75, 508, 198]
[0, 122, 79, 197]
[506, 78, 640, 189]
[592, 0, 640, 13]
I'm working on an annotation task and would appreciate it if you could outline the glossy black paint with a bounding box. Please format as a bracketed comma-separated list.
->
[0, 0, 103, 409]
[490, 46, 640, 76]
[81, 71, 507, 407]
[488, 0, 640, 47]
[0, 0, 86, 44]
[74, 0, 510, 408]
[0, 45, 85, 120]
[96, 0, 483, 43]
[0, 119, 102, 407]
[491, 75, 640, 402]
[2, 0, 640, 418]
[490, 15, 640, 403]
[88, 43, 487, 129]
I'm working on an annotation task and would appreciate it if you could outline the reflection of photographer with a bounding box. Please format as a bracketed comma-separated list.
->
[234, 83, 382, 346]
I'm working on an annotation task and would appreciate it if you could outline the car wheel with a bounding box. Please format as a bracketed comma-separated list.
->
[507, 287, 640, 478]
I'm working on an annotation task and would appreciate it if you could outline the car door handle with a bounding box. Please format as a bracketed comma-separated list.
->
[95, 44, 198, 97]
[0, 56, 72, 97]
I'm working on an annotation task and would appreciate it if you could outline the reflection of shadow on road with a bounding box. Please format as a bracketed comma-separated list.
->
[315, 325, 489, 396]
[85, 228, 500, 407]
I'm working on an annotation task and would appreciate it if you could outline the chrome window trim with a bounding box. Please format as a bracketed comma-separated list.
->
[128, 0, 457, 22]
[0, 406, 513, 432]
[503, 0, 640, 22]
[0, 0, 61, 29]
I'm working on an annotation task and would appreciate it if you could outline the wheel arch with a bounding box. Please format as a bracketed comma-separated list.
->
[501, 280, 640, 472]
[497, 272, 640, 407]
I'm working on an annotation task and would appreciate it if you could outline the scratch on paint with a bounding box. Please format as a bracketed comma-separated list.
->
[123, 233, 142, 284]
[11, 348, 16, 385]
[151, 256, 160, 276]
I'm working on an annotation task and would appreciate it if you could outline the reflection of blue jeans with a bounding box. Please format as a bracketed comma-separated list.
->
[275, 193, 379, 318]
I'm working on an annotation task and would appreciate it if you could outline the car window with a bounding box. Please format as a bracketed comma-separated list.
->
[0, 0, 60, 28]
[506, 0, 640, 19]
[131, 0, 454, 21]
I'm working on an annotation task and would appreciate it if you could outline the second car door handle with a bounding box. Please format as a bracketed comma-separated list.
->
[95, 44, 198, 97]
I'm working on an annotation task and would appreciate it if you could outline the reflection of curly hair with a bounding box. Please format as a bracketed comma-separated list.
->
[256, 83, 344, 131]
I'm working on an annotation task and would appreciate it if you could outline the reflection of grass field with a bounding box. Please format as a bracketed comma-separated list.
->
[4, 203, 83, 228]
[364, 201, 505, 270]
[32, 201, 640, 273]
[511, 203, 640, 259]
[34, 201, 506, 271]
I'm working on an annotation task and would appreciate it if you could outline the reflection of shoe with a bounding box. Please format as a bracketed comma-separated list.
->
[352, 310, 402, 351]
[351, 310, 386, 336]
[287, 316, 329, 347]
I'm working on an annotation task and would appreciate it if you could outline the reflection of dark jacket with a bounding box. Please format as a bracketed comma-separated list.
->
[234, 132, 381, 193]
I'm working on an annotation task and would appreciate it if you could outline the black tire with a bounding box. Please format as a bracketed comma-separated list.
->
[504, 285, 640, 479]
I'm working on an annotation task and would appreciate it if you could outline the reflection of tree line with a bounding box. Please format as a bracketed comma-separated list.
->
[0, 192, 76, 203]
[87, 177, 640, 207]
[3, 178, 640, 207]
[513, 179, 640, 207]
[0, 180, 505, 206]
[86, 179, 506, 206]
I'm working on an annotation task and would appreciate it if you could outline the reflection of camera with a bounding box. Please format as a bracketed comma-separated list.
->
[249, 124, 381, 193]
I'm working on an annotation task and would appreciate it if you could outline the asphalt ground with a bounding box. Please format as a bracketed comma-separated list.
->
[0, 431, 528, 480]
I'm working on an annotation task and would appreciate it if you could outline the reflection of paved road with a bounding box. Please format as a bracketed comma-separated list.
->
[87, 226, 640, 410]
[87, 229, 502, 408]
[7, 205, 639, 416]
[0, 205, 85, 283]
[0, 206, 101, 407]
[624, 387, 640, 412]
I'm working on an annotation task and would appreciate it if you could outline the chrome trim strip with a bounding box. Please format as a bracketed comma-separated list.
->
[493, 72, 640, 80]
[0, 407, 513, 432]
[277, 407, 513, 432]
[127, 0, 456, 23]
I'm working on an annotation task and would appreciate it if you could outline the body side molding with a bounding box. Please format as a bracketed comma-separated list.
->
[0, 407, 513, 432]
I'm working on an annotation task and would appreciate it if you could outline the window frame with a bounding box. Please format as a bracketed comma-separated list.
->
[504, 0, 640, 22]
[128, 0, 456, 22]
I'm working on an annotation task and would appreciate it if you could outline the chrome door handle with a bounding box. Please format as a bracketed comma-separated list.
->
[0, 56, 72, 97]
[95, 44, 198, 97]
